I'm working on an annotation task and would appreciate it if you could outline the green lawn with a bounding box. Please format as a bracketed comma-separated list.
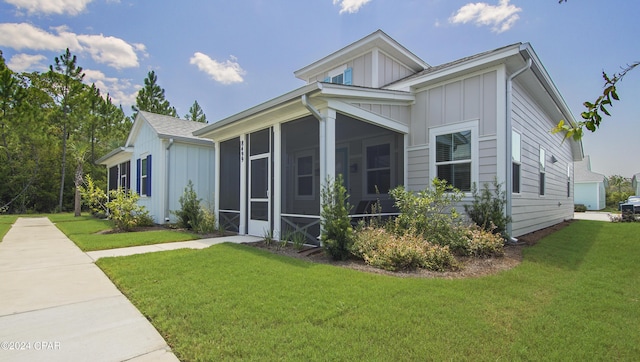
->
[97, 220, 640, 361]
[0, 214, 19, 241]
[51, 214, 200, 251]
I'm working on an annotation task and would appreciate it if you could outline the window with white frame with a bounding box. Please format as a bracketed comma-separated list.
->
[539, 147, 546, 196]
[512, 131, 521, 193]
[366, 143, 391, 194]
[141, 157, 148, 196]
[119, 161, 130, 191]
[296, 153, 314, 199]
[431, 122, 477, 192]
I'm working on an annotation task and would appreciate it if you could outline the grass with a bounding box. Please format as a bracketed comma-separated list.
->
[51, 213, 200, 251]
[0, 214, 19, 241]
[97, 220, 640, 361]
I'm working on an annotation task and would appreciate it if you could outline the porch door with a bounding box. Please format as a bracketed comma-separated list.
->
[248, 129, 271, 236]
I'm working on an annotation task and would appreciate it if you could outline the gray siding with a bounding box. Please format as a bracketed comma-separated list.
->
[350, 103, 411, 127]
[406, 70, 498, 191]
[410, 70, 498, 147]
[510, 82, 574, 237]
[378, 51, 414, 86]
[309, 52, 373, 87]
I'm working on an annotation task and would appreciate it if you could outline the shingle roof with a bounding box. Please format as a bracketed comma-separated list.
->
[574, 155, 606, 183]
[139, 111, 209, 142]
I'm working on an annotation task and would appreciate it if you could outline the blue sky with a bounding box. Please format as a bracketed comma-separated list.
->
[0, 0, 638, 177]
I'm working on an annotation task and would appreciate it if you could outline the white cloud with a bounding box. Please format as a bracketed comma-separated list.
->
[189, 52, 245, 85]
[0, 23, 141, 69]
[83, 68, 138, 107]
[449, 0, 522, 33]
[5, 0, 93, 16]
[333, 0, 371, 14]
[7, 53, 47, 72]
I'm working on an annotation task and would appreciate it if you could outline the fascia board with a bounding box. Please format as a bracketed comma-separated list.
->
[318, 83, 415, 103]
[95, 147, 134, 166]
[194, 83, 320, 138]
[386, 45, 521, 91]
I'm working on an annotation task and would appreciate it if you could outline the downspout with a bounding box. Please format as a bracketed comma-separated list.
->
[164, 138, 174, 222]
[506, 57, 532, 238]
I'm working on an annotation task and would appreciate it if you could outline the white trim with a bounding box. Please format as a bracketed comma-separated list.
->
[273, 123, 282, 239]
[328, 64, 347, 79]
[239, 134, 247, 234]
[429, 120, 479, 194]
[214, 141, 220, 228]
[326, 99, 409, 134]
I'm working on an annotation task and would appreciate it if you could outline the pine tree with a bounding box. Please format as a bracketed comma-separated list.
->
[185, 100, 207, 123]
[133, 70, 178, 118]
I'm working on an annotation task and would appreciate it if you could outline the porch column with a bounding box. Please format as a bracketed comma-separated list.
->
[239, 134, 247, 235]
[214, 141, 220, 228]
[319, 108, 336, 210]
[273, 123, 282, 239]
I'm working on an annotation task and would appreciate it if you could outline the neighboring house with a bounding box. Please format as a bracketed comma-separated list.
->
[194, 29, 583, 243]
[632, 173, 640, 196]
[97, 111, 215, 223]
[574, 155, 607, 210]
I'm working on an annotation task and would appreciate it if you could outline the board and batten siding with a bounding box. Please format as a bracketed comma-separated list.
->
[167, 142, 216, 223]
[132, 121, 165, 222]
[510, 82, 574, 237]
[406, 70, 498, 192]
[349, 103, 411, 127]
[377, 51, 414, 87]
[309, 52, 373, 87]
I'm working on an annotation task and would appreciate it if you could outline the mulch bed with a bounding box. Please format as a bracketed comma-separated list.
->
[243, 220, 573, 279]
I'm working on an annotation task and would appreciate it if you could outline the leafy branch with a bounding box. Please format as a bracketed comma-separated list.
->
[553, 61, 638, 141]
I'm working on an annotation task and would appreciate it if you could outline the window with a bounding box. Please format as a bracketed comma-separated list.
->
[296, 153, 314, 198]
[324, 66, 352, 85]
[119, 161, 130, 191]
[512, 131, 521, 193]
[435, 131, 472, 192]
[137, 155, 152, 196]
[539, 147, 546, 196]
[366, 143, 391, 194]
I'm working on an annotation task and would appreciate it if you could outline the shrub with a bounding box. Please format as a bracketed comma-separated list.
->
[610, 210, 638, 223]
[79, 174, 108, 217]
[389, 179, 466, 248]
[320, 175, 354, 260]
[463, 226, 505, 257]
[464, 178, 511, 238]
[574, 204, 587, 212]
[351, 226, 457, 271]
[173, 181, 201, 229]
[106, 189, 151, 232]
[195, 206, 217, 234]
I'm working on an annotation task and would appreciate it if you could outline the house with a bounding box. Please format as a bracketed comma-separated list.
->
[193, 29, 583, 242]
[573, 155, 607, 210]
[97, 111, 215, 223]
[632, 173, 640, 196]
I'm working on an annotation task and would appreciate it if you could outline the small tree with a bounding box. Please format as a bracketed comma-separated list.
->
[78, 174, 108, 216]
[464, 178, 511, 238]
[173, 180, 201, 229]
[320, 174, 353, 260]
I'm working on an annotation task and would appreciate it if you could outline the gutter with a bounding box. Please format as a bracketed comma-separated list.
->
[506, 57, 532, 237]
[164, 138, 174, 222]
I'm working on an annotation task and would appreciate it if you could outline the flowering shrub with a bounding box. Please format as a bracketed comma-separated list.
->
[351, 226, 458, 271]
[106, 189, 151, 231]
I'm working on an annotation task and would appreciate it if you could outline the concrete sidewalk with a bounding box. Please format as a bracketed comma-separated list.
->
[0, 217, 179, 362]
[573, 211, 613, 222]
[86, 234, 261, 261]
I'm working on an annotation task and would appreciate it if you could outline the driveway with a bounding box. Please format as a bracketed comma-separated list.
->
[0, 217, 179, 362]
[573, 211, 613, 222]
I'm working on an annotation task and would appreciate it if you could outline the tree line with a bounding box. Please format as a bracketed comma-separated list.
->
[0, 49, 206, 214]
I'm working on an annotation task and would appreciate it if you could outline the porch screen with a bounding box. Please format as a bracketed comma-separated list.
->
[219, 138, 240, 211]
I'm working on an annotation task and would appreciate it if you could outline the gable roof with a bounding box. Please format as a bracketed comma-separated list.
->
[293, 29, 429, 82]
[126, 111, 213, 146]
[574, 155, 607, 183]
